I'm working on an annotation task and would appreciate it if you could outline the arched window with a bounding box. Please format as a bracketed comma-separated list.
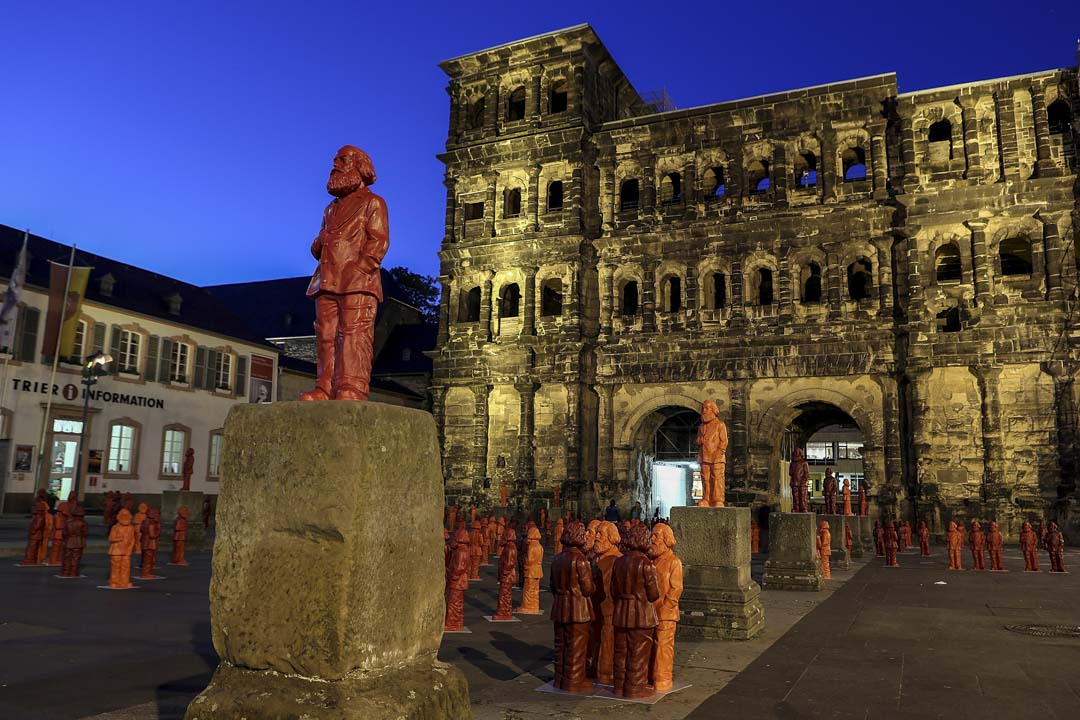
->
[499, 283, 521, 318]
[459, 287, 481, 323]
[662, 276, 682, 312]
[757, 268, 773, 305]
[547, 181, 564, 211]
[842, 147, 867, 181]
[747, 160, 770, 194]
[620, 179, 640, 211]
[847, 259, 873, 300]
[712, 272, 727, 309]
[703, 166, 726, 197]
[935, 243, 962, 282]
[549, 80, 568, 114]
[794, 152, 818, 188]
[621, 281, 639, 316]
[465, 96, 485, 130]
[1048, 100, 1072, 134]
[803, 262, 822, 303]
[660, 173, 682, 204]
[506, 87, 526, 121]
[999, 236, 1033, 276]
[928, 119, 953, 161]
[503, 188, 521, 218]
[541, 279, 563, 317]
[936, 306, 961, 333]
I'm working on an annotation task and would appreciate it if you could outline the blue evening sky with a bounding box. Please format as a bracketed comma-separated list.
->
[0, 1, 1076, 285]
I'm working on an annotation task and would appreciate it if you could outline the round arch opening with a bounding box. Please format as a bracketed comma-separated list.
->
[629, 405, 703, 520]
[778, 402, 864, 510]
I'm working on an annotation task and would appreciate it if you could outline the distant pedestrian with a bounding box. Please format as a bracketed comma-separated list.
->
[630, 502, 642, 522]
[604, 499, 620, 523]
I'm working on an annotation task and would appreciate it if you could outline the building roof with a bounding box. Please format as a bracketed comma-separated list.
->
[372, 322, 437, 376]
[204, 269, 410, 340]
[0, 224, 275, 349]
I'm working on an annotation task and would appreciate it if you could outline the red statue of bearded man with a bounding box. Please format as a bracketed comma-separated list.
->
[300, 145, 389, 401]
[696, 400, 728, 507]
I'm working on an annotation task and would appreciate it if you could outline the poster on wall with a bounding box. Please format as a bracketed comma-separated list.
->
[250, 354, 274, 403]
[88, 449, 103, 475]
[13, 444, 33, 473]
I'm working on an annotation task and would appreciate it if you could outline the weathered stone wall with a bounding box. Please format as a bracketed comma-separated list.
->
[431, 25, 1080, 538]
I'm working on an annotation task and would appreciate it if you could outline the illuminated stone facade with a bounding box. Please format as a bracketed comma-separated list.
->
[431, 24, 1080, 538]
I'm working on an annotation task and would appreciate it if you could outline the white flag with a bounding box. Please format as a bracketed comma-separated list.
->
[0, 231, 29, 353]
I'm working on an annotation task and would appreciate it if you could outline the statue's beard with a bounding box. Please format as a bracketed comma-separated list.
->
[327, 168, 362, 197]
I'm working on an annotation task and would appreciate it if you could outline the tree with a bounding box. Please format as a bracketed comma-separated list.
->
[387, 266, 439, 322]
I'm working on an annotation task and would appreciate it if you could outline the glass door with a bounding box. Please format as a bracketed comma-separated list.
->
[49, 434, 80, 500]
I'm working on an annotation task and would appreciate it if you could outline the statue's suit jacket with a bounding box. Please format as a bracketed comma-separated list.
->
[306, 186, 389, 300]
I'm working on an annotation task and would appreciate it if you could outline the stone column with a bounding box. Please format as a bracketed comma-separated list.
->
[958, 96, 984, 181]
[183, 403, 471, 720]
[474, 383, 491, 493]
[762, 512, 825, 591]
[682, 162, 698, 217]
[685, 263, 700, 329]
[729, 380, 750, 491]
[729, 256, 746, 324]
[825, 247, 843, 321]
[446, 80, 460, 144]
[599, 263, 615, 336]
[565, 382, 581, 498]
[820, 131, 838, 202]
[972, 366, 1005, 487]
[771, 144, 789, 206]
[905, 368, 933, 501]
[897, 100, 919, 194]
[527, 164, 541, 231]
[480, 272, 494, 341]
[436, 275, 451, 346]
[642, 259, 658, 333]
[442, 175, 457, 244]
[641, 159, 657, 216]
[528, 68, 542, 123]
[485, 172, 498, 238]
[430, 385, 449, 453]
[819, 515, 851, 570]
[965, 219, 993, 310]
[516, 382, 538, 491]
[567, 260, 582, 335]
[1037, 211, 1065, 303]
[571, 165, 584, 231]
[670, 506, 765, 640]
[1031, 87, 1060, 178]
[778, 249, 794, 324]
[870, 131, 889, 198]
[485, 81, 498, 135]
[878, 374, 906, 520]
[596, 383, 617, 493]
[522, 267, 537, 336]
[1043, 362, 1078, 498]
[994, 91, 1021, 181]
[872, 236, 894, 317]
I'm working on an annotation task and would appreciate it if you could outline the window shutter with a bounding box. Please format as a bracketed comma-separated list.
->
[92, 322, 106, 354]
[235, 355, 248, 398]
[17, 306, 40, 362]
[108, 325, 122, 374]
[145, 335, 159, 382]
[206, 349, 218, 390]
[195, 346, 208, 389]
[158, 339, 173, 384]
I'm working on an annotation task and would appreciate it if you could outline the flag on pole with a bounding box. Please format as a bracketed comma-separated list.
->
[41, 251, 92, 360]
[0, 231, 29, 353]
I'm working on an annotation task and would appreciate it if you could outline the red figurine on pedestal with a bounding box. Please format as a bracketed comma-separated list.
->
[108, 509, 136, 589]
[751, 520, 760, 553]
[499, 481, 508, 508]
[947, 521, 964, 570]
[133, 502, 148, 556]
[987, 521, 1005, 571]
[611, 523, 660, 699]
[859, 479, 870, 516]
[61, 506, 88, 577]
[444, 528, 470, 631]
[823, 468, 838, 515]
[170, 507, 189, 566]
[181, 448, 194, 492]
[1046, 521, 1066, 573]
[817, 521, 832, 579]
[899, 520, 912, 551]
[1020, 521, 1039, 572]
[884, 521, 899, 567]
[516, 526, 544, 614]
[468, 520, 483, 580]
[696, 400, 729, 507]
[873, 520, 884, 556]
[842, 479, 853, 516]
[140, 508, 162, 578]
[48, 502, 68, 566]
[493, 528, 518, 621]
[649, 523, 683, 693]
[299, 146, 388, 402]
[844, 522, 853, 557]
[789, 448, 810, 513]
[37, 505, 54, 565]
[18, 501, 47, 567]
[969, 521, 986, 570]
[550, 520, 595, 693]
[917, 520, 930, 556]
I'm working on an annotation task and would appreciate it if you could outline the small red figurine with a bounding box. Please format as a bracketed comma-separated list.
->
[102, 491, 116, 527]
[447, 505, 457, 531]
[987, 521, 1005, 571]
[1046, 521, 1066, 573]
[553, 486, 561, 508]
[947, 521, 964, 570]
[859, 479, 870, 516]
[516, 526, 544, 614]
[1020, 521, 1039, 572]
[823, 468, 838, 515]
[444, 528, 470, 631]
[789, 448, 810, 513]
[648, 523, 683, 693]
[479, 518, 493, 565]
[917, 520, 930, 556]
[108, 508, 136, 589]
[844, 522, 854, 557]
[751, 520, 760, 553]
[133, 502, 148, 556]
[18, 500, 47, 566]
[468, 520, 483, 580]
[553, 517, 565, 555]
[1038, 520, 1047, 549]
[590, 521, 622, 684]
[61, 505, 88, 577]
[496, 516, 505, 546]
[842, 479, 853, 516]
[817, 521, 832, 579]
[181, 448, 194, 492]
[873, 520, 884, 556]
[493, 528, 518, 621]
[969, 521, 986, 571]
[48, 502, 68, 566]
[899, 520, 912, 551]
[38, 505, 54, 565]
[499, 481, 508, 508]
[140, 507, 162, 578]
[884, 521, 899, 567]
[170, 506, 189, 566]
[550, 520, 596, 693]
[611, 523, 660, 699]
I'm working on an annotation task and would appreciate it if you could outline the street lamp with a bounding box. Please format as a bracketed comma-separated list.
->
[72, 352, 111, 502]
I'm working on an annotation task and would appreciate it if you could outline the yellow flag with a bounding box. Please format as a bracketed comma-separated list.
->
[57, 266, 90, 358]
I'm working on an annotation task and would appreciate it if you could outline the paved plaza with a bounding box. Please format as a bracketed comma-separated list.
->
[1, 520, 1078, 720]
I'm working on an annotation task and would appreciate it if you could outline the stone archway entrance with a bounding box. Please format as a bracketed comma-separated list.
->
[625, 405, 702, 520]
[779, 403, 865, 512]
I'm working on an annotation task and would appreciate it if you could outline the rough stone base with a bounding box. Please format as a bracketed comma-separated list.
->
[679, 576, 765, 640]
[161, 490, 205, 550]
[763, 513, 825, 592]
[821, 514, 852, 570]
[184, 658, 471, 720]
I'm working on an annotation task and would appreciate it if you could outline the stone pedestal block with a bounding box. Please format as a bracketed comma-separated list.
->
[847, 514, 865, 558]
[162, 490, 205, 550]
[859, 516, 875, 554]
[762, 512, 825, 591]
[185, 402, 471, 720]
[820, 515, 851, 569]
[670, 506, 765, 640]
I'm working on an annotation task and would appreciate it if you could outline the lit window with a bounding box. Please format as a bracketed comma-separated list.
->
[71, 321, 87, 362]
[119, 331, 141, 374]
[170, 342, 190, 383]
[209, 433, 223, 477]
[108, 424, 136, 473]
[215, 352, 232, 390]
[805, 442, 834, 462]
[161, 429, 185, 475]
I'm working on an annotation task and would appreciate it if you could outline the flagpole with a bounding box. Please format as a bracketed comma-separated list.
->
[35, 244, 76, 494]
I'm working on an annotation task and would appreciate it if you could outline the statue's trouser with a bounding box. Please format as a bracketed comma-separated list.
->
[19, 539, 40, 566]
[553, 622, 591, 692]
[444, 588, 465, 630]
[62, 548, 82, 576]
[141, 549, 156, 577]
[700, 462, 725, 507]
[650, 620, 676, 691]
[1024, 549, 1038, 571]
[596, 616, 614, 683]
[613, 627, 653, 698]
[493, 580, 514, 619]
[518, 578, 540, 612]
[109, 556, 131, 588]
[314, 292, 377, 399]
[948, 548, 962, 569]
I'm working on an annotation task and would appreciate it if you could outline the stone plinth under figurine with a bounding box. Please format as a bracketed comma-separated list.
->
[162, 490, 206, 551]
[184, 402, 471, 720]
[669, 506, 764, 640]
[762, 513, 825, 591]
[820, 515, 851, 570]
